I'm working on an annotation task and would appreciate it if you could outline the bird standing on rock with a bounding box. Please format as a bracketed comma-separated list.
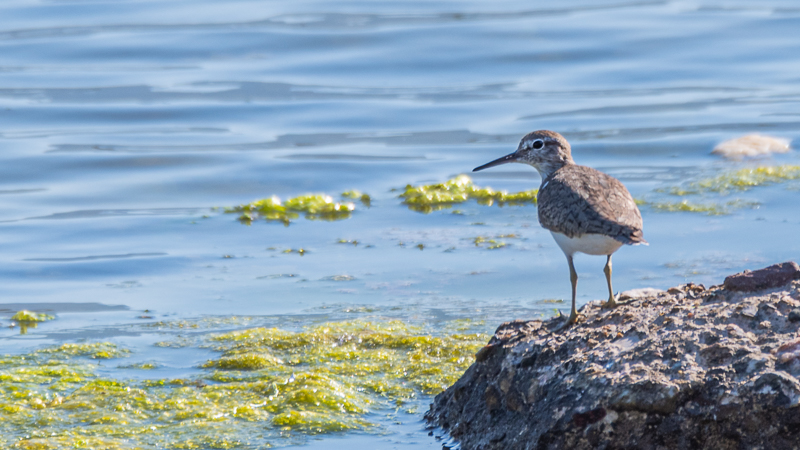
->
[473, 130, 647, 329]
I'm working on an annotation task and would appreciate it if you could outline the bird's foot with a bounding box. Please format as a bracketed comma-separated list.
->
[602, 297, 620, 309]
[553, 310, 580, 331]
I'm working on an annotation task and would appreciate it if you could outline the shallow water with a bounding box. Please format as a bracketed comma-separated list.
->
[1, 0, 799, 448]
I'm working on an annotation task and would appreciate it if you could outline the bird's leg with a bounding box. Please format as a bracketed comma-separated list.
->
[603, 254, 618, 308]
[555, 255, 579, 330]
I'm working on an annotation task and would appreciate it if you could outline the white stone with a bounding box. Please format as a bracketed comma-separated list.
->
[712, 134, 791, 159]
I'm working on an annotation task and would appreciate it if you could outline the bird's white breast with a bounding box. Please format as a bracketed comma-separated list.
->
[550, 231, 623, 256]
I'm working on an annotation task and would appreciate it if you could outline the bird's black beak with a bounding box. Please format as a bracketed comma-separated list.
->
[472, 151, 518, 172]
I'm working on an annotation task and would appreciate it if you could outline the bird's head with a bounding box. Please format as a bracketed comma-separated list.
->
[473, 130, 573, 179]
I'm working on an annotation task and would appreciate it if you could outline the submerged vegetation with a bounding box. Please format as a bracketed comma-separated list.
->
[638, 165, 798, 215]
[399, 175, 538, 213]
[472, 234, 520, 249]
[636, 199, 760, 216]
[1, 319, 486, 449]
[663, 165, 800, 196]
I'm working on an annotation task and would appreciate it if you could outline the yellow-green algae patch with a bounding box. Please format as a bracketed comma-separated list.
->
[202, 352, 284, 370]
[663, 165, 800, 196]
[340, 190, 371, 207]
[400, 175, 537, 213]
[10, 310, 54, 322]
[117, 362, 158, 370]
[34, 342, 129, 359]
[227, 193, 356, 226]
[471, 234, 520, 250]
[143, 316, 262, 331]
[1, 320, 487, 449]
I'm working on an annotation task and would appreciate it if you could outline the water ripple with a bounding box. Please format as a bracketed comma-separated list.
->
[23, 253, 167, 262]
[0, 2, 668, 41]
[5, 208, 205, 222]
[0, 82, 777, 105]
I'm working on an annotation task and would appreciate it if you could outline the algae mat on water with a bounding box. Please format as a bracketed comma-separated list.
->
[663, 165, 800, 196]
[637, 165, 800, 216]
[400, 175, 538, 213]
[226, 175, 540, 226]
[227, 192, 368, 226]
[1, 319, 486, 449]
[634, 198, 760, 216]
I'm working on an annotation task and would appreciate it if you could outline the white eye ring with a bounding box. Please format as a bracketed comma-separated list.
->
[532, 139, 544, 149]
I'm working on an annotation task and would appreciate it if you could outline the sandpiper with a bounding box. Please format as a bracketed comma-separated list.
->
[473, 130, 646, 328]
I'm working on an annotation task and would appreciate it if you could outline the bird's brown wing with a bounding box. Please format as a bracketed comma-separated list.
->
[537, 165, 646, 245]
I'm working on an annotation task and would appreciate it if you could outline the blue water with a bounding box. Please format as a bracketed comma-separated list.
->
[1, 0, 800, 448]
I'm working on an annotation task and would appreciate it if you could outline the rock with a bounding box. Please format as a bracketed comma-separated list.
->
[777, 338, 800, 365]
[724, 261, 800, 292]
[426, 262, 800, 449]
[741, 304, 758, 318]
[711, 134, 791, 159]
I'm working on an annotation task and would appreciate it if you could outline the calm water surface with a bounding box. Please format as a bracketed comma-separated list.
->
[1, 0, 800, 448]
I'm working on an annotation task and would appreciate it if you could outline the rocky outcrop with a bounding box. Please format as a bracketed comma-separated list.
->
[724, 261, 800, 292]
[426, 262, 800, 449]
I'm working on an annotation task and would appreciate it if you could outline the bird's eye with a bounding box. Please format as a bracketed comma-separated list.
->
[532, 139, 544, 149]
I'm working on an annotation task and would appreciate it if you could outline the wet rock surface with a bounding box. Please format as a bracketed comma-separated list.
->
[426, 262, 800, 450]
[724, 261, 800, 292]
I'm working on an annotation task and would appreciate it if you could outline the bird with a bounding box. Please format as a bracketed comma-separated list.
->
[473, 130, 646, 329]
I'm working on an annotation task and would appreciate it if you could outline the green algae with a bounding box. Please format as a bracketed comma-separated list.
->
[1, 319, 487, 450]
[638, 199, 759, 215]
[443, 318, 486, 332]
[636, 165, 799, 216]
[9, 310, 56, 335]
[141, 316, 261, 331]
[118, 362, 158, 370]
[399, 175, 537, 213]
[472, 234, 520, 249]
[322, 275, 355, 281]
[202, 352, 283, 370]
[10, 311, 54, 323]
[204, 320, 485, 396]
[228, 194, 356, 226]
[664, 165, 800, 196]
[153, 336, 197, 348]
[537, 299, 564, 304]
[340, 190, 371, 207]
[634, 164, 799, 215]
[34, 342, 129, 359]
[474, 237, 506, 249]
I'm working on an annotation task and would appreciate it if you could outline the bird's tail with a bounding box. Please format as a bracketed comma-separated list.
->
[614, 228, 648, 246]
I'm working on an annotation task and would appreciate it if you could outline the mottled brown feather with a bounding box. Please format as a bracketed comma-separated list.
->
[538, 164, 646, 245]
